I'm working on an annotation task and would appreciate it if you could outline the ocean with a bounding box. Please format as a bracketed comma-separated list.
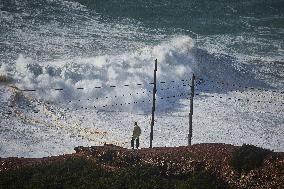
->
[0, 0, 283, 157]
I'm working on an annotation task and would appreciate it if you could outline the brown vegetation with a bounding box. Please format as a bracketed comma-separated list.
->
[0, 74, 9, 83]
[0, 143, 283, 188]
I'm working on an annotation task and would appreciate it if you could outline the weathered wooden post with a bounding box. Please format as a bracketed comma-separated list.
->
[188, 74, 195, 146]
[150, 59, 157, 148]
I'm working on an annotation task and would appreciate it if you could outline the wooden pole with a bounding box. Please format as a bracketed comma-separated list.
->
[188, 74, 195, 146]
[150, 59, 157, 148]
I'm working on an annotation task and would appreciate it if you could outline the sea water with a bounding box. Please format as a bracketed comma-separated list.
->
[0, 0, 283, 157]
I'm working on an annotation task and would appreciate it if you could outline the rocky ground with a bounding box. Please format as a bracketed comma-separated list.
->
[0, 143, 283, 188]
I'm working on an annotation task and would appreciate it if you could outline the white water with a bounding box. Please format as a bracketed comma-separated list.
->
[0, 0, 283, 157]
[1, 36, 283, 157]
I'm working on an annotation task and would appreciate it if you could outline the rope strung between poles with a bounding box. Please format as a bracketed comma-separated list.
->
[3, 71, 283, 116]
[9, 75, 284, 94]
[3, 89, 283, 115]
[196, 77, 284, 94]
[16, 79, 190, 92]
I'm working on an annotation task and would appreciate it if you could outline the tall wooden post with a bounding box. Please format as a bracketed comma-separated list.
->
[188, 74, 195, 146]
[150, 59, 157, 148]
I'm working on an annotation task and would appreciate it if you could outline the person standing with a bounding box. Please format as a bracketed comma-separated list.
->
[131, 122, 141, 149]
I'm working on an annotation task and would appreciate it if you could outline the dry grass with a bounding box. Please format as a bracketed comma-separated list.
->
[0, 74, 9, 83]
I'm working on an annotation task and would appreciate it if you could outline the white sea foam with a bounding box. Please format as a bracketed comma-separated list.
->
[1, 36, 195, 110]
[0, 0, 283, 157]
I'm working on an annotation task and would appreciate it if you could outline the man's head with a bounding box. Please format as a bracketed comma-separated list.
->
[134, 122, 137, 125]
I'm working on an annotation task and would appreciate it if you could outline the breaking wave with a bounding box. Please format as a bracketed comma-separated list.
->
[1, 35, 266, 113]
